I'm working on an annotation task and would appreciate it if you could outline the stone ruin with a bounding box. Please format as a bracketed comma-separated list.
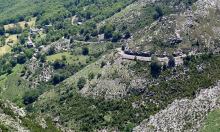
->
[25, 57, 54, 88]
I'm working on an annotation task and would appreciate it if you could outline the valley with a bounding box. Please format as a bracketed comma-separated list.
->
[0, 0, 220, 131]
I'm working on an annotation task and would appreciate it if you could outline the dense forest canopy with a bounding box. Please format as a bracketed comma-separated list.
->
[0, 0, 135, 25]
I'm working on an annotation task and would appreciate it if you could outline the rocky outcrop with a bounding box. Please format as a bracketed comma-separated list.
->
[81, 55, 132, 99]
[42, 38, 71, 53]
[133, 81, 220, 132]
[126, 0, 220, 52]
[195, 0, 220, 15]
[0, 100, 29, 132]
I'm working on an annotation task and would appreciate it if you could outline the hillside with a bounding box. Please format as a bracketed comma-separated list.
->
[1, 0, 220, 131]
[0, 100, 59, 131]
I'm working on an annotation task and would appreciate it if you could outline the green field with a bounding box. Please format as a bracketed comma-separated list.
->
[202, 109, 220, 132]
[46, 52, 89, 65]
[0, 64, 30, 106]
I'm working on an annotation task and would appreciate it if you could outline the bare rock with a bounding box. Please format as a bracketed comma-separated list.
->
[133, 81, 220, 132]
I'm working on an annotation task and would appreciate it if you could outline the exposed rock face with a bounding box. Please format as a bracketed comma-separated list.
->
[133, 81, 220, 132]
[195, 0, 220, 15]
[82, 79, 128, 99]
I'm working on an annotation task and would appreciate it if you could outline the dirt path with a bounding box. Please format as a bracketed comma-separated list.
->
[71, 16, 75, 25]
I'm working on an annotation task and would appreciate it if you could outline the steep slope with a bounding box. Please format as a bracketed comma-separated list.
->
[98, 0, 196, 32]
[29, 0, 220, 131]
[1, 0, 220, 131]
[33, 48, 220, 131]
[127, 0, 220, 52]
[0, 100, 59, 131]
[134, 82, 220, 132]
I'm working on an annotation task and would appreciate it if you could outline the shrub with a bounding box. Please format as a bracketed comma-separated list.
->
[100, 61, 106, 68]
[88, 72, 95, 80]
[48, 46, 56, 55]
[23, 90, 40, 105]
[77, 77, 86, 90]
[17, 54, 26, 64]
[53, 60, 65, 69]
[153, 6, 164, 20]
[52, 73, 65, 85]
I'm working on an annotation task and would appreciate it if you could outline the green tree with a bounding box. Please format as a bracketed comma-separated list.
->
[39, 54, 46, 63]
[100, 24, 115, 39]
[168, 56, 175, 68]
[82, 47, 89, 55]
[112, 32, 122, 42]
[124, 31, 131, 39]
[23, 90, 40, 105]
[53, 60, 65, 69]
[17, 54, 26, 64]
[48, 46, 56, 55]
[0, 26, 5, 35]
[24, 49, 34, 59]
[150, 60, 162, 78]
[52, 73, 65, 85]
[153, 6, 164, 20]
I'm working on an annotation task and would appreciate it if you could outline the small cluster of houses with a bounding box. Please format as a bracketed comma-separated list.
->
[30, 28, 43, 35]
[26, 27, 44, 48]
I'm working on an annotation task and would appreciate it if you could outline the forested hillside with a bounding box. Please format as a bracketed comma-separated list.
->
[1, 0, 220, 131]
[0, 0, 134, 24]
